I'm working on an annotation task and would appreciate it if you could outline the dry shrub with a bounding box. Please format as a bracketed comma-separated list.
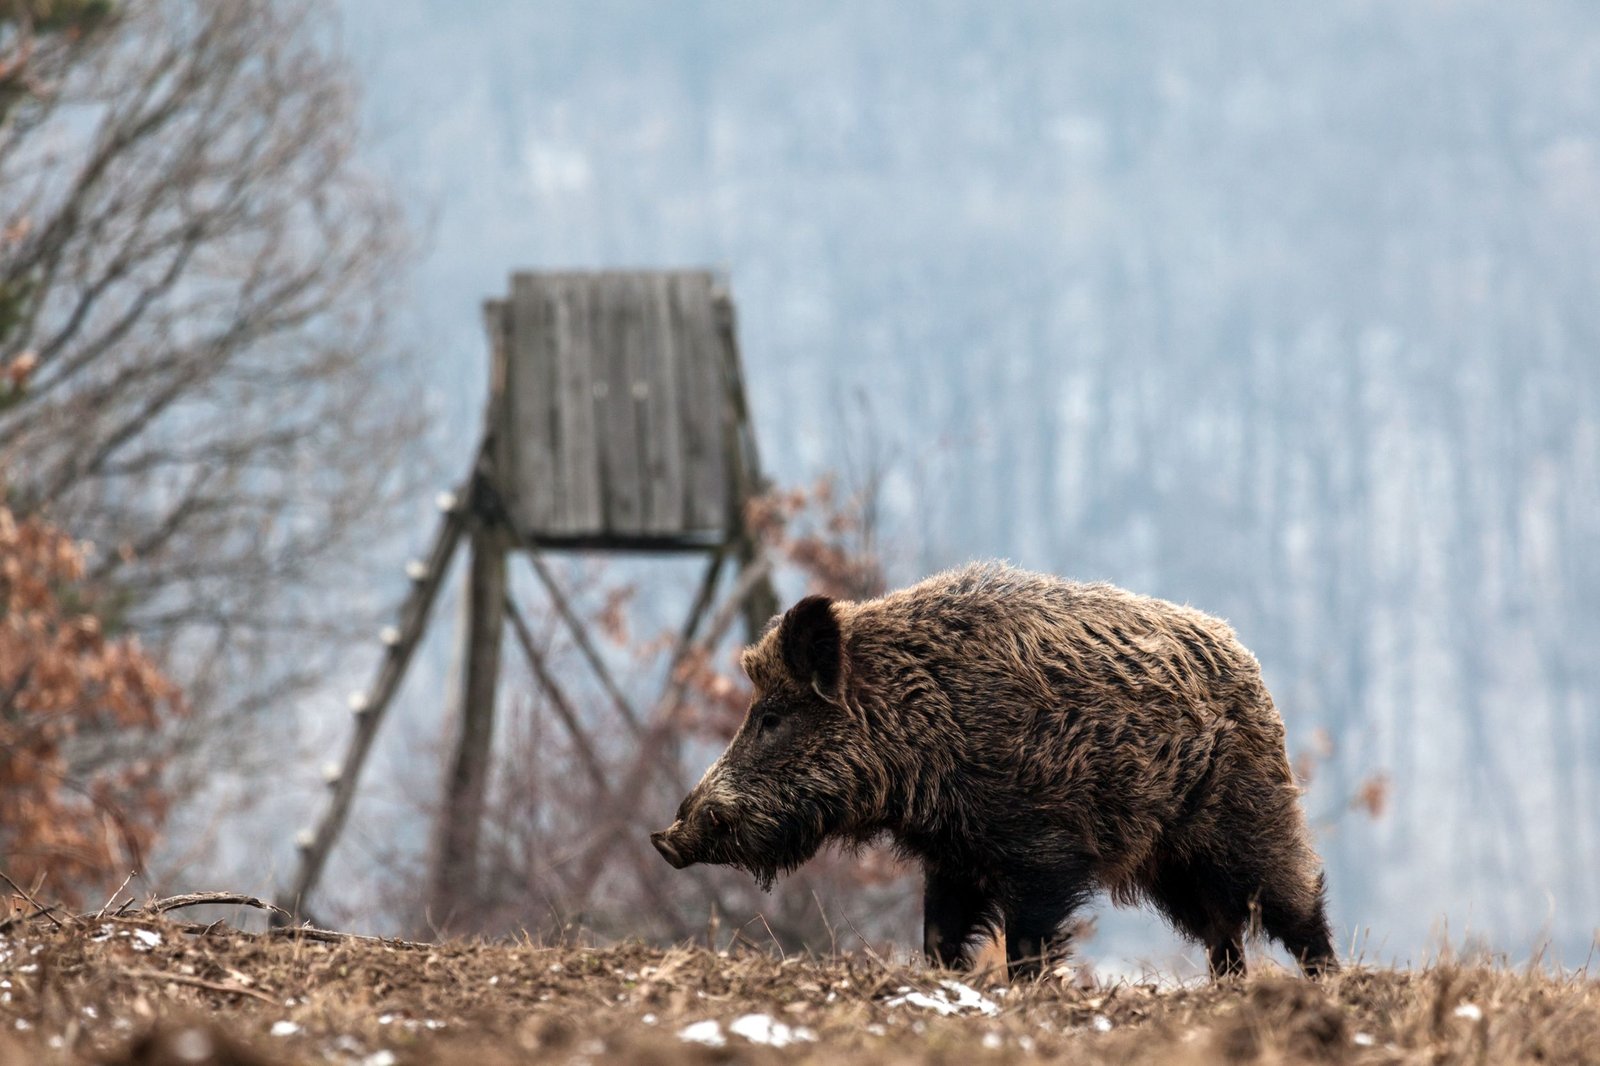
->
[0, 501, 182, 905]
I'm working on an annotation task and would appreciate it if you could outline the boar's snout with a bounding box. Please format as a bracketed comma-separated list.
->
[650, 826, 689, 869]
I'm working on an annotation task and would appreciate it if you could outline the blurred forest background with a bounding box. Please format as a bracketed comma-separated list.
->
[4, 0, 1598, 973]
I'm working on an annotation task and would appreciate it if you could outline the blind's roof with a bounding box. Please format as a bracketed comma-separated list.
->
[484, 270, 750, 550]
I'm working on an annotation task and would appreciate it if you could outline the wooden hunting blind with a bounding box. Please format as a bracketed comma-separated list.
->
[277, 269, 778, 927]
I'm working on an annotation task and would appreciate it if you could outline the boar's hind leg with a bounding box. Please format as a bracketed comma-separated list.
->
[1147, 858, 1249, 979]
[922, 867, 996, 970]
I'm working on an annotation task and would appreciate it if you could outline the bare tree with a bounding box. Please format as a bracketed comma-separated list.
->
[0, 0, 424, 812]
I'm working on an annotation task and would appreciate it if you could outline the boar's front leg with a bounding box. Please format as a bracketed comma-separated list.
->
[922, 866, 996, 970]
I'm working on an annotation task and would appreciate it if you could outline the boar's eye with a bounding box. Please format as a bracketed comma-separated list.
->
[759, 711, 781, 733]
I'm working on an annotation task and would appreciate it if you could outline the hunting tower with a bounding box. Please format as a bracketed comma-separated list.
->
[278, 269, 779, 925]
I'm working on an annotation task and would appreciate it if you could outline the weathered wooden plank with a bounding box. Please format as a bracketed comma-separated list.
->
[713, 283, 761, 504]
[506, 277, 560, 534]
[600, 273, 644, 535]
[641, 273, 685, 534]
[552, 274, 603, 534]
[674, 271, 729, 533]
[666, 274, 702, 531]
[588, 274, 616, 531]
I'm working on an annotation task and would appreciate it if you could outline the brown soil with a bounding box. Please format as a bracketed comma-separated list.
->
[0, 913, 1596, 1064]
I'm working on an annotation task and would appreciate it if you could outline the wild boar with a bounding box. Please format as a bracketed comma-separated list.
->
[651, 562, 1337, 978]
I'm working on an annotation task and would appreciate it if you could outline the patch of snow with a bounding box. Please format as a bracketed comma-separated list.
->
[1454, 1003, 1483, 1022]
[982, 1031, 1003, 1049]
[677, 1019, 725, 1047]
[865, 1024, 887, 1037]
[131, 928, 162, 950]
[1092, 1014, 1113, 1032]
[640, 1013, 658, 1026]
[269, 1020, 301, 1037]
[886, 990, 960, 1015]
[1354, 1032, 1376, 1046]
[884, 980, 1000, 1017]
[727, 1013, 816, 1048]
[361, 1052, 398, 1066]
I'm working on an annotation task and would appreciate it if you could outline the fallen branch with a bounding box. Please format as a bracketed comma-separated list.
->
[154, 918, 435, 950]
[138, 892, 291, 920]
[0, 882, 445, 952]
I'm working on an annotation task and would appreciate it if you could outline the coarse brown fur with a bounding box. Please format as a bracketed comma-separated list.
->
[651, 562, 1338, 980]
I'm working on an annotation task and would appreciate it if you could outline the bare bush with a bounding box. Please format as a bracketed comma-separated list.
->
[357, 475, 908, 949]
[0, 0, 423, 815]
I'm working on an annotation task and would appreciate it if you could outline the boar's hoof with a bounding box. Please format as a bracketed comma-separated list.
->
[651, 831, 688, 869]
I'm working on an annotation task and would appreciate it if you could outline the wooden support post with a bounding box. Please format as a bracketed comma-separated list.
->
[733, 528, 779, 641]
[427, 516, 508, 931]
[657, 547, 728, 780]
[680, 547, 728, 648]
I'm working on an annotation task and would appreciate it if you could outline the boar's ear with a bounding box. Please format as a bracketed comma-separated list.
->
[778, 595, 842, 699]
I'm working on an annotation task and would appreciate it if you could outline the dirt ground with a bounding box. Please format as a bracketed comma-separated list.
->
[0, 907, 1597, 1065]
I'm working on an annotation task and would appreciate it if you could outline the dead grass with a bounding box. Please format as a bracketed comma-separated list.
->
[0, 913, 1596, 1064]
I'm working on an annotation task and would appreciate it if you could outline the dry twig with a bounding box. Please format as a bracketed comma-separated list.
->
[0, 869, 63, 929]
